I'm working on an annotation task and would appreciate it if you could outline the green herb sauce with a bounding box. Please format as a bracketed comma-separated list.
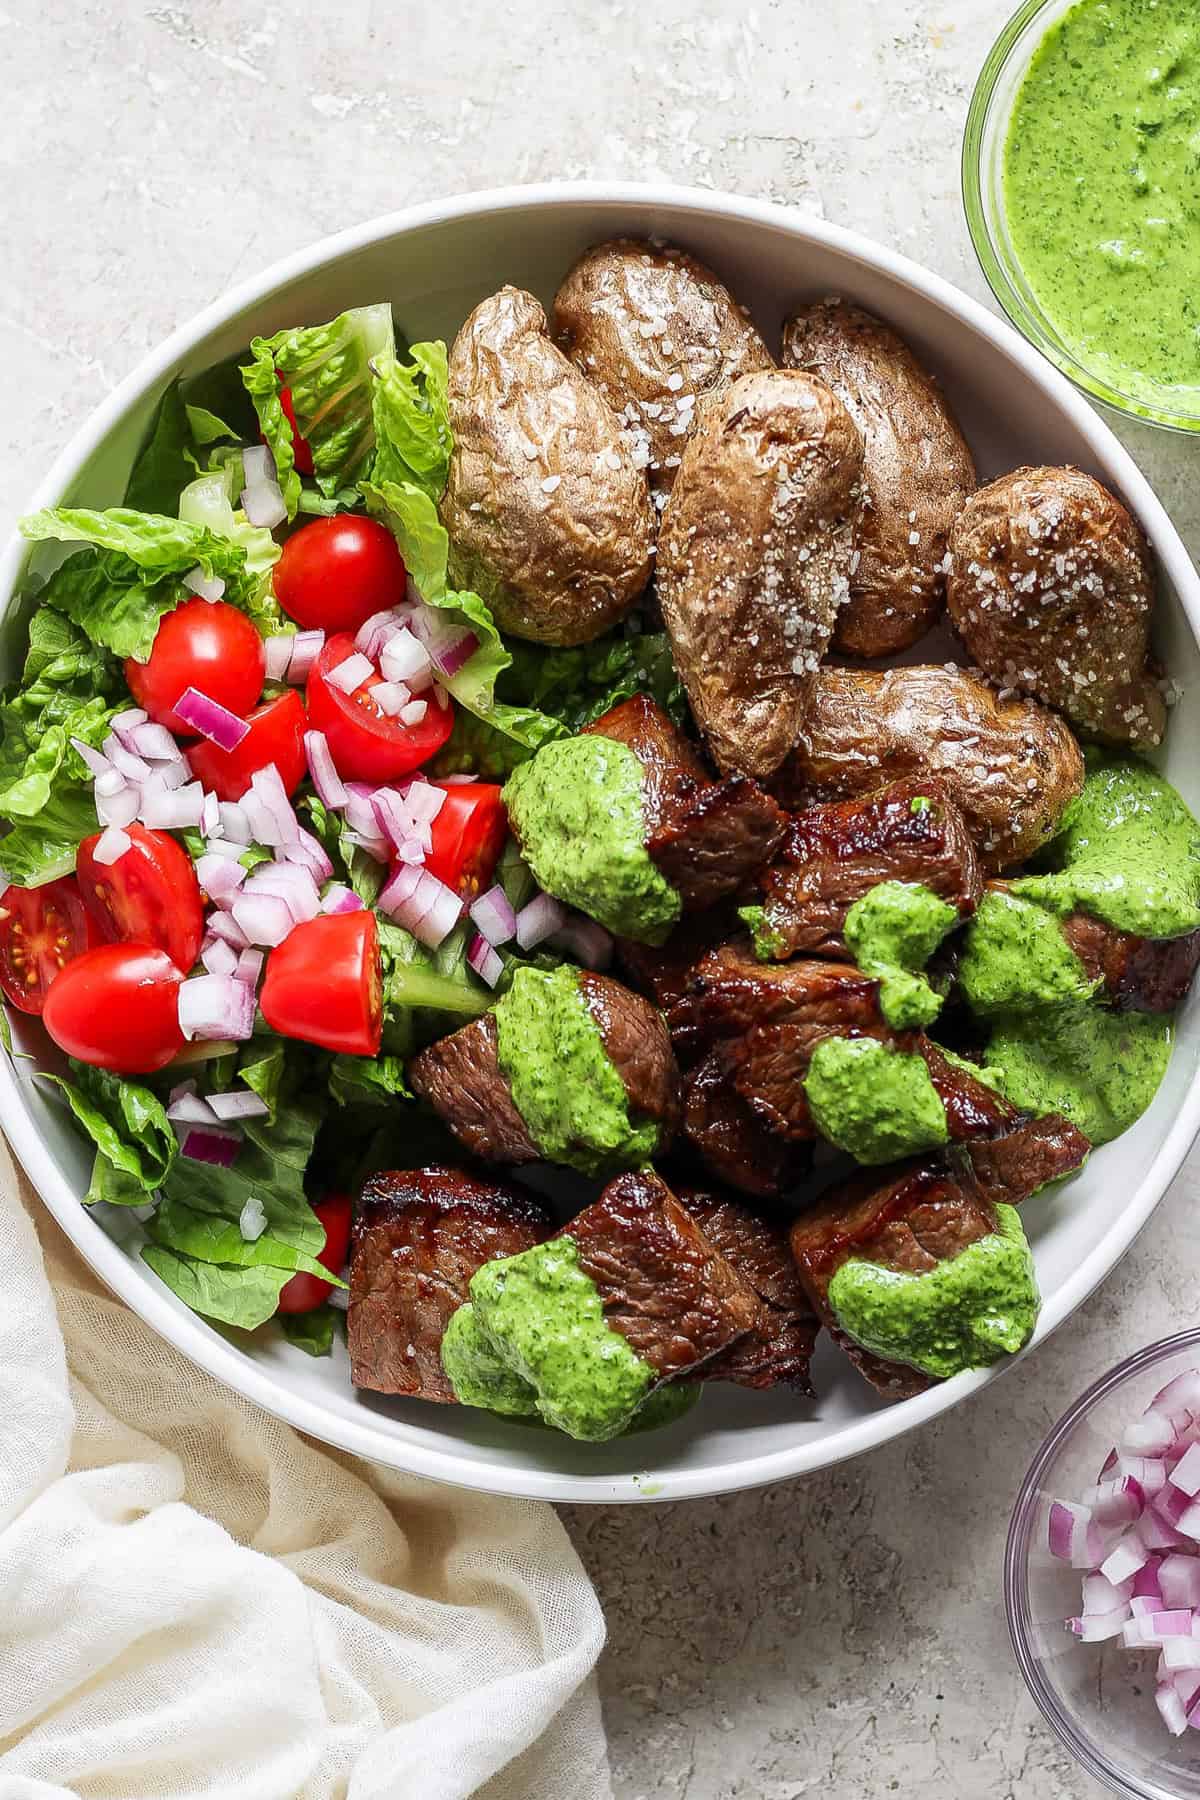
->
[804, 1036, 949, 1165]
[502, 735, 682, 945]
[1004, 0, 1200, 407]
[493, 964, 661, 1176]
[958, 888, 1100, 1014]
[1013, 756, 1200, 940]
[983, 1004, 1172, 1145]
[843, 880, 957, 1028]
[441, 1303, 539, 1416]
[468, 1235, 655, 1441]
[738, 904, 788, 963]
[827, 1202, 1039, 1380]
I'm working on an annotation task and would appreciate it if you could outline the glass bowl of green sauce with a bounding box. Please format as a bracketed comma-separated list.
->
[1008, 1331, 1200, 1796]
[964, 0, 1200, 432]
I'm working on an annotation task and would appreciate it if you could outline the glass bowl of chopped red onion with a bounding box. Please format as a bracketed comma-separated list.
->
[1008, 1332, 1200, 1795]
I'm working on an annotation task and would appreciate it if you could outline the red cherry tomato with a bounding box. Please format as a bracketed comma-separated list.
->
[124, 599, 266, 736]
[43, 943, 184, 1073]
[277, 1193, 353, 1315]
[277, 383, 314, 476]
[260, 911, 382, 1056]
[0, 879, 102, 1016]
[186, 690, 307, 803]
[306, 632, 454, 784]
[76, 824, 204, 972]
[273, 515, 407, 635]
[424, 783, 507, 897]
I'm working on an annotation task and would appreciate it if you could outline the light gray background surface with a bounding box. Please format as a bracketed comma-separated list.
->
[4, 3, 1195, 1795]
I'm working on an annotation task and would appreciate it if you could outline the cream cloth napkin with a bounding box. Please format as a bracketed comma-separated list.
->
[0, 1133, 611, 1800]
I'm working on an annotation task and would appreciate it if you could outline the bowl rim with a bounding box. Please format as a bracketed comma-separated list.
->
[1006, 1328, 1200, 1797]
[4, 179, 1200, 1503]
[961, 0, 1200, 435]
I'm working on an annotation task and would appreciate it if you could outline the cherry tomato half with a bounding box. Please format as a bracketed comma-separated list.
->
[277, 1192, 353, 1315]
[273, 515, 407, 635]
[186, 689, 307, 804]
[277, 383, 314, 476]
[43, 943, 184, 1073]
[125, 599, 266, 736]
[424, 783, 507, 897]
[260, 911, 381, 1056]
[76, 824, 204, 972]
[0, 879, 101, 1016]
[307, 632, 454, 785]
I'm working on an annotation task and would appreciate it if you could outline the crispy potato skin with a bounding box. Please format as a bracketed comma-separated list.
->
[439, 286, 655, 645]
[656, 369, 864, 781]
[947, 465, 1165, 748]
[769, 664, 1084, 872]
[553, 237, 774, 491]
[782, 299, 976, 657]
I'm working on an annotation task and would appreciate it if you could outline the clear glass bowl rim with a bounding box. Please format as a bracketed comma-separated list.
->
[961, 0, 1200, 435]
[1007, 1328, 1200, 1797]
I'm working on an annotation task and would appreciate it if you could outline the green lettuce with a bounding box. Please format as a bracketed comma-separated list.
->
[498, 630, 688, 732]
[124, 357, 258, 517]
[300, 795, 385, 905]
[43, 1062, 177, 1203]
[241, 303, 394, 517]
[370, 340, 451, 499]
[279, 1305, 338, 1356]
[328, 1051, 412, 1107]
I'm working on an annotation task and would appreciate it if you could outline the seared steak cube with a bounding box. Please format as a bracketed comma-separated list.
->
[676, 1186, 817, 1391]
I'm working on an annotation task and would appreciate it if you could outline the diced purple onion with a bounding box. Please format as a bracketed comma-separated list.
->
[345, 784, 384, 839]
[181, 1126, 242, 1166]
[405, 782, 446, 825]
[409, 605, 478, 677]
[95, 783, 140, 829]
[166, 1091, 220, 1126]
[239, 1195, 268, 1241]
[173, 687, 250, 752]
[287, 631, 324, 684]
[264, 635, 294, 682]
[201, 938, 240, 978]
[320, 883, 365, 915]
[241, 763, 299, 846]
[234, 947, 264, 988]
[303, 730, 348, 810]
[515, 891, 567, 951]
[207, 910, 250, 951]
[177, 973, 256, 1042]
[371, 680, 410, 717]
[231, 892, 294, 948]
[282, 828, 334, 882]
[356, 609, 408, 661]
[242, 444, 275, 486]
[395, 837, 426, 865]
[110, 707, 149, 744]
[371, 787, 416, 851]
[342, 829, 389, 862]
[104, 735, 152, 782]
[438, 773, 478, 786]
[140, 781, 205, 831]
[200, 791, 221, 838]
[150, 760, 192, 794]
[326, 652, 374, 695]
[182, 565, 225, 602]
[197, 854, 247, 902]
[202, 838, 246, 862]
[241, 480, 287, 530]
[380, 626, 433, 689]
[243, 862, 320, 924]
[92, 826, 132, 867]
[206, 1089, 270, 1122]
[219, 801, 252, 845]
[377, 866, 463, 948]
[467, 931, 504, 988]
[167, 1078, 198, 1106]
[71, 737, 113, 779]
[128, 721, 183, 763]
[469, 884, 516, 948]
[399, 699, 427, 726]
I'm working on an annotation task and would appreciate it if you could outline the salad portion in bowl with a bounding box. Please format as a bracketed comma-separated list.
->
[3, 233, 1198, 1449]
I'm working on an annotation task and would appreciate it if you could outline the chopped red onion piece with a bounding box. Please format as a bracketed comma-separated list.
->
[110, 707, 149, 744]
[241, 480, 287, 530]
[326, 652, 374, 695]
[1161, 1637, 1200, 1671]
[200, 791, 221, 838]
[342, 829, 389, 862]
[104, 735, 152, 782]
[378, 867, 463, 948]
[174, 687, 250, 751]
[356, 609, 408, 660]
[1124, 1410, 1176, 1458]
[1082, 1476, 1146, 1529]
[282, 828, 334, 882]
[399, 699, 427, 726]
[167, 1079, 198, 1107]
[1157, 1683, 1189, 1737]
[129, 721, 183, 762]
[182, 565, 225, 602]
[207, 1089, 270, 1122]
[178, 973, 256, 1042]
[234, 947, 264, 987]
[380, 626, 433, 689]
[219, 801, 252, 844]
[264, 634, 294, 682]
[371, 680, 410, 716]
[239, 1194, 268, 1240]
[515, 891, 568, 951]
[405, 782, 446, 825]
[242, 444, 276, 487]
[1161, 1557, 1200, 1609]
[467, 931, 504, 988]
[166, 1092, 220, 1126]
[371, 787, 415, 850]
[303, 730, 349, 810]
[410, 605, 478, 677]
[94, 766, 127, 798]
[201, 937, 240, 977]
[243, 863, 320, 923]
[438, 773, 479, 786]
[1171, 1445, 1200, 1499]
[378, 860, 423, 918]
[202, 838, 247, 862]
[151, 760, 192, 793]
[140, 781, 205, 831]
[181, 1127, 243, 1167]
[242, 763, 299, 846]
[71, 737, 113, 779]
[1065, 1609, 1129, 1643]
[92, 825, 132, 867]
[469, 884, 516, 947]
[396, 837, 426, 865]
[96, 784, 140, 829]
[231, 892, 295, 947]
[345, 785, 385, 838]
[207, 910, 250, 951]
[287, 630, 324, 684]
[320, 883, 364, 915]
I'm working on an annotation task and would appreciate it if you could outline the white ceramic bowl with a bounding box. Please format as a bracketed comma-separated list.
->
[4, 183, 1200, 1504]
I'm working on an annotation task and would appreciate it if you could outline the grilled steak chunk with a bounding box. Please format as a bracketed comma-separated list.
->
[584, 695, 785, 907]
[755, 777, 981, 961]
[1059, 912, 1200, 1014]
[676, 1186, 818, 1391]
[567, 1168, 764, 1379]
[962, 1112, 1090, 1201]
[409, 971, 679, 1167]
[682, 1047, 814, 1198]
[348, 1167, 553, 1399]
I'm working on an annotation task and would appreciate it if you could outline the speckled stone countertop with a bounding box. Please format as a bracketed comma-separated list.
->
[5, 4, 1195, 1795]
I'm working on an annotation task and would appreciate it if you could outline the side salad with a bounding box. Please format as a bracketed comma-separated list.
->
[1, 303, 679, 1351]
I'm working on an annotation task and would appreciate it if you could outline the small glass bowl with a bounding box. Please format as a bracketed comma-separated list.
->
[1008, 1331, 1200, 1797]
[962, 0, 1200, 434]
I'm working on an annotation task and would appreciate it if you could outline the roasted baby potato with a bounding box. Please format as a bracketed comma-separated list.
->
[440, 286, 656, 645]
[553, 237, 774, 491]
[656, 369, 864, 781]
[947, 465, 1165, 748]
[769, 663, 1084, 871]
[782, 298, 976, 657]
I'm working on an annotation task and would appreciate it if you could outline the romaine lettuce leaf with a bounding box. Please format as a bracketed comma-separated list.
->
[177, 467, 284, 629]
[370, 340, 451, 499]
[328, 1050, 412, 1107]
[43, 1062, 177, 1201]
[140, 1248, 295, 1330]
[279, 1304, 338, 1356]
[498, 629, 687, 733]
[241, 303, 394, 518]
